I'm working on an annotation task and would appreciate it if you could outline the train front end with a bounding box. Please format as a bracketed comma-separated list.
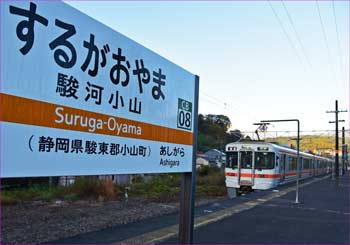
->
[225, 142, 280, 193]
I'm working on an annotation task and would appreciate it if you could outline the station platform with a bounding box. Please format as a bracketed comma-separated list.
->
[48, 173, 349, 244]
[162, 173, 350, 244]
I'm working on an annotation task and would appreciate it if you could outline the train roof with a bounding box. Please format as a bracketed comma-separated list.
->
[225, 141, 333, 161]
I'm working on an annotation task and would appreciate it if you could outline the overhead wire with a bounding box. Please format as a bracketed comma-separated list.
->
[331, 0, 344, 75]
[233, 128, 350, 139]
[281, 0, 312, 68]
[241, 129, 343, 133]
[240, 129, 350, 136]
[315, 0, 338, 87]
[201, 2, 348, 133]
[267, 0, 307, 71]
[200, 90, 227, 105]
[331, 0, 347, 104]
[199, 89, 259, 126]
[269, 1, 344, 123]
[200, 95, 226, 108]
[200, 90, 242, 112]
[315, 1, 331, 57]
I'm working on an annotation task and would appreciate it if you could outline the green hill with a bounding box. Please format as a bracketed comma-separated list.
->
[265, 135, 336, 155]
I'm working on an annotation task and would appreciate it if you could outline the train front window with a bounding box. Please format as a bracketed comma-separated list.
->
[226, 152, 238, 169]
[240, 151, 253, 169]
[255, 152, 275, 170]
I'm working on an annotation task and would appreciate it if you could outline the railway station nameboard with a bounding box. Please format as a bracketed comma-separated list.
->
[0, 1, 197, 177]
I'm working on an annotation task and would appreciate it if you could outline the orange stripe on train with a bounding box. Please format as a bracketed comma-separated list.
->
[226, 170, 313, 178]
[225, 173, 281, 178]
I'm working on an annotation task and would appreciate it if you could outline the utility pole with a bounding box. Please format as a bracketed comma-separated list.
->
[326, 100, 347, 178]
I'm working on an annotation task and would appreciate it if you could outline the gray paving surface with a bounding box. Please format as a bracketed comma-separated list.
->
[47, 173, 350, 244]
[163, 173, 350, 244]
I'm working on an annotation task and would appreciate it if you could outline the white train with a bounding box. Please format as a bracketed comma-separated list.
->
[225, 142, 333, 193]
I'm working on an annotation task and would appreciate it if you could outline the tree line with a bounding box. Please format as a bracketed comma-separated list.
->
[197, 114, 242, 152]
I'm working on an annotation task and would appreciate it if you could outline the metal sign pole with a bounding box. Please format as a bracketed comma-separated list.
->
[295, 120, 300, 204]
[178, 75, 199, 244]
[260, 119, 300, 204]
[342, 127, 345, 175]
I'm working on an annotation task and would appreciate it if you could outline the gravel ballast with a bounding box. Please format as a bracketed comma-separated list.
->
[1, 197, 221, 244]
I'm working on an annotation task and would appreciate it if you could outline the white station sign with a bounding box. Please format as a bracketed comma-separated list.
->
[0, 1, 197, 177]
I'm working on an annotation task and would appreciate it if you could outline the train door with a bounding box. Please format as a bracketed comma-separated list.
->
[280, 154, 286, 182]
[238, 150, 255, 186]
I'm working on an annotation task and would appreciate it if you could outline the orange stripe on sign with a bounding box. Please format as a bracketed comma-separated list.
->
[0, 93, 193, 145]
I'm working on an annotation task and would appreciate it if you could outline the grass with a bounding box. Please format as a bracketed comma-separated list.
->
[1, 166, 227, 205]
[1, 178, 120, 205]
[129, 174, 181, 202]
[128, 166, 227, 201]
[196, 165, 227, 198]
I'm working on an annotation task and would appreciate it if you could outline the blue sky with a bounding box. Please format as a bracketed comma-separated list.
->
[67, 1, 349, 137]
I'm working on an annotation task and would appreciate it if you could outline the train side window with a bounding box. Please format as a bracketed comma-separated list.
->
[300, 158, 304, 170]
[289, 156, 297, 171]
[304, 159, 310, 170]
[226, 152, 238, 169]
[255, 152, 275, 170]
[280, 154, 285, 168]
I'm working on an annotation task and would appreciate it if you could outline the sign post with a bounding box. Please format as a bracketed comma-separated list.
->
[179, 75, 199, 244]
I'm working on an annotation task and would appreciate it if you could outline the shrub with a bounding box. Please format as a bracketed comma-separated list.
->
[70, 176, 100, 198]
[197, 165, 221, 176]
[69, 177, 119, 200]
[0, 195, 18, 205]
[39, 191, 56, 202]
[0, 177, 121, 204]
[1, 184, 55, 205]
[131, 175, 144, 183]
[128, 174, 181, 202]
[99, 179, 119, 200]
[195, 166, 226, 198]
[196, 185, 226, 197]
[63, 193, 79, 202]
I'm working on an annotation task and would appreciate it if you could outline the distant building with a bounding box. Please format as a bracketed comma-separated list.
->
[98, 175, 131, 185]
[196, 155, 210, 169]
[58, 174, 132, 186]
[203, 149, 226, 168]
